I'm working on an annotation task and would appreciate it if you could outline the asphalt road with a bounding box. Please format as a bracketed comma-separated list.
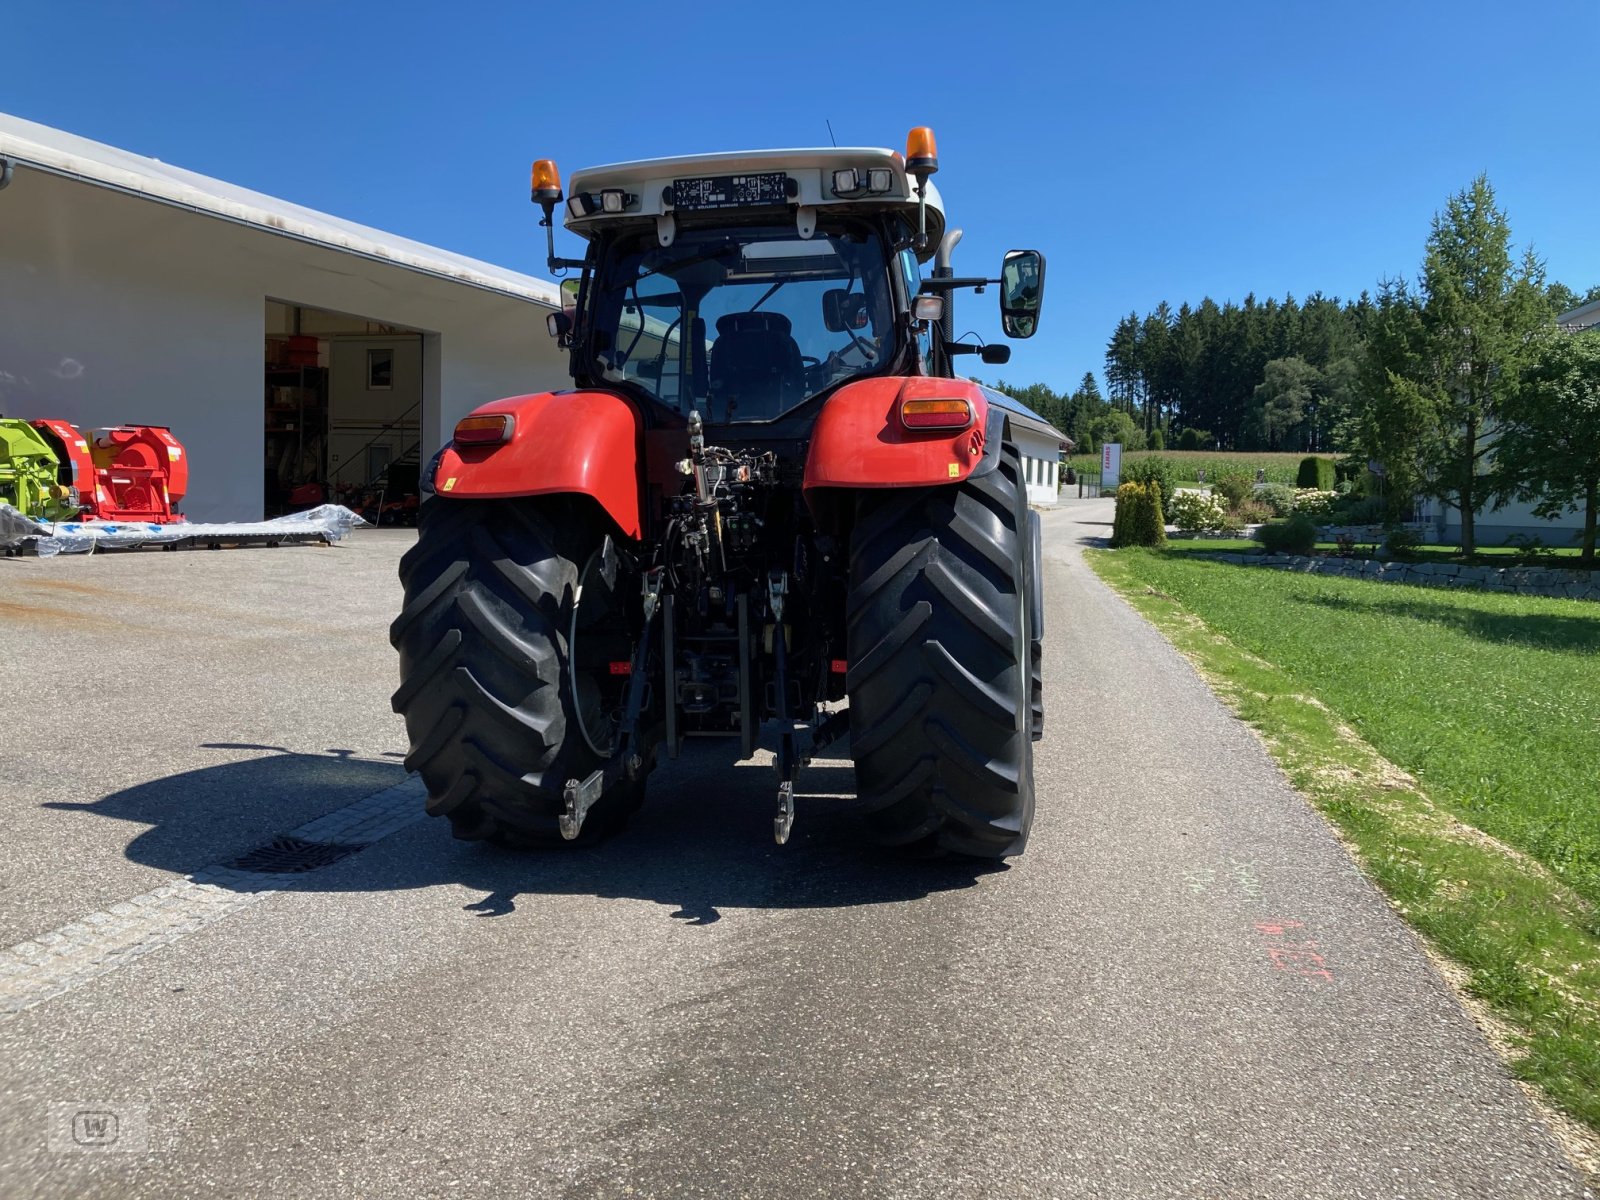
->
[0, 504, 1587, 1199]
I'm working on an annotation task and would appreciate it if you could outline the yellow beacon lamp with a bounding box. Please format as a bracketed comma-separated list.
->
[531, 158, 565, 272]
[905, 127, 939, 250]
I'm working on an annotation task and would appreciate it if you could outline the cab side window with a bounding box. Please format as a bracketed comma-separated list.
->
[899, 249, 933, 375]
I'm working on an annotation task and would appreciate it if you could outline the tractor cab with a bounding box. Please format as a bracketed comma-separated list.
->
[532, 132, 1039, 427]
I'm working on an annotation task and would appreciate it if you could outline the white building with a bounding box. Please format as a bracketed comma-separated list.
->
[0, 113, 564, 521]
[1417, 301, 1596, 546]
[1558, 298, 1600, 334]
[977, 387, 1071, 505]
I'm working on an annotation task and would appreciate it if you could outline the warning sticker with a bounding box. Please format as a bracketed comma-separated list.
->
[442, 477, 457, 492]
[947, 463, 960, 478]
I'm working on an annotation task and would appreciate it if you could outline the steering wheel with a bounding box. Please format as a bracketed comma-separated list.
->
[827, 336, 878, 372]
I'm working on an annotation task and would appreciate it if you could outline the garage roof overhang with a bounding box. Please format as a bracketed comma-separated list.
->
[0, 111, 560, 309]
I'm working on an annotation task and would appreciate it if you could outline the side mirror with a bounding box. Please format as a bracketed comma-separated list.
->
[549, 277, 580, 343]
[823, 289, 870, 333]
[999, 249, 1045, 339]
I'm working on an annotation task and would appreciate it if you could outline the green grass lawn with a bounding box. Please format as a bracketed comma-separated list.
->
[1160, 537, 1596, 569]
[1089, 548, 1600, 1128]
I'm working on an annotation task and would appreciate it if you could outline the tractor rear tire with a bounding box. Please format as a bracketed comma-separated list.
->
[389, 497, 642, 847]
[846, 440, 1035, 858]
[1027, 508, 1045, 742]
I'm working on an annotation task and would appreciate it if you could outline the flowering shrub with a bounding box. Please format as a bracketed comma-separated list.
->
[1293, 488, 1337, 517]
[1258, 483, 1296, 517]
[1168, 490, 1228, 533]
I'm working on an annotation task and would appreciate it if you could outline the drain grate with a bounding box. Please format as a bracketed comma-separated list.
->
[223, 836, 367, 875]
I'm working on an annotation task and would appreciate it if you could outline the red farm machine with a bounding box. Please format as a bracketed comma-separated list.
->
[391, 128, 1047, 857]
[31, 421, 188, 522]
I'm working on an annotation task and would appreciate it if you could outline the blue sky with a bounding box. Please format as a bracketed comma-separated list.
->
[7, 1, 1597, 393]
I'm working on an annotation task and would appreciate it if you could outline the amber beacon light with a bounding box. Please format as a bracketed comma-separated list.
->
[904, 127, 939, 176]
[530, 159, 563, 204]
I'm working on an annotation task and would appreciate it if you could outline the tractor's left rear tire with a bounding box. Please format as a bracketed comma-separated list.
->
[389, 497, 643, 847]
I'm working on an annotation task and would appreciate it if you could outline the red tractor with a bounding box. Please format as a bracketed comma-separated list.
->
[391, 128, 1047, 857]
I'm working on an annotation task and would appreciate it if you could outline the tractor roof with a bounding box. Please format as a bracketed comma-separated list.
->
[564, 147, 945, 260]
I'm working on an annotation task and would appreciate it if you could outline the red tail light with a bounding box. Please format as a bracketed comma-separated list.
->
[454, 414, 514, 445]
[899, 397, 973, 430]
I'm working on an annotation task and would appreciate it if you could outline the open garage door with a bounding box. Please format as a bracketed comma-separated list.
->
[265, 300, 425, 523]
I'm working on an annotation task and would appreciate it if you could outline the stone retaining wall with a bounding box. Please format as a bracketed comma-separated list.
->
[1207, 552, 1600, 602]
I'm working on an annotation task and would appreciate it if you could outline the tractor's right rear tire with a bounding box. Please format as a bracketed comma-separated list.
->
[389, 497, 642, 847]
[1027, 508, 1045, 742]
[846, 441, 1035, 858]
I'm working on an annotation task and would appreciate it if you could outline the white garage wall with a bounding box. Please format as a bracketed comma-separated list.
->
[1012, 426, 1061, 507]
[0, 167, 563, 520]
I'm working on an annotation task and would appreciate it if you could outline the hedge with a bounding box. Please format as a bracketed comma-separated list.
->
[1297, 456, 1336, 490]
[1113, 482, 1167, 548]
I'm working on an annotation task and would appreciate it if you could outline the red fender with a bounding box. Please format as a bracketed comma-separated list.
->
[432, 391, 642, 538]
[802, 377, 991, 498]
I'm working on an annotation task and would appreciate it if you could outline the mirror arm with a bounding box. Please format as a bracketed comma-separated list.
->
[919, 276, 997, 292]
[943, 342, 1012, 364]
[538, 199, 588, 275]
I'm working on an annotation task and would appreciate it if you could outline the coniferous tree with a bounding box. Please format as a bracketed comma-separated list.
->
[1366, 176, 1548, 552]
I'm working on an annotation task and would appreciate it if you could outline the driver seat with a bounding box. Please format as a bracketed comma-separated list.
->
[708, 312, 805, 420]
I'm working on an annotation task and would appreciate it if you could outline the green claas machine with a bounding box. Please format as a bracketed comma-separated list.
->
[0, 418, 79, 521]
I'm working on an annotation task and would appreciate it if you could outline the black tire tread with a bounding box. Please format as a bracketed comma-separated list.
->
[846, 441, 1035, 857]
[390, 498, 637, 847]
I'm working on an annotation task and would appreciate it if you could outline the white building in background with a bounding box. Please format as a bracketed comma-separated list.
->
[1558, 298, 1600, 333]
[1418, 300, 1596, 546]
[976, 387, 1072, 506]
[0, 112, 563, 521]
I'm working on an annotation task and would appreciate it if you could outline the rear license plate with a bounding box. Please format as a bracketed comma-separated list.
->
[671, 172, 790, 210]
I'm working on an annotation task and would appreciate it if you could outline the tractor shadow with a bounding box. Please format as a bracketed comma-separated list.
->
[56, 744, 1004, 923]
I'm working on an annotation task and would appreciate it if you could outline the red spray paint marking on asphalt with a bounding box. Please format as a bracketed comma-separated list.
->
[1254, 919, 1335, 982]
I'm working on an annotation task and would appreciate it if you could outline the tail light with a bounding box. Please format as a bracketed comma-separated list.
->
[454, 414, 514, 445]
[900, 397, 973, 430]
